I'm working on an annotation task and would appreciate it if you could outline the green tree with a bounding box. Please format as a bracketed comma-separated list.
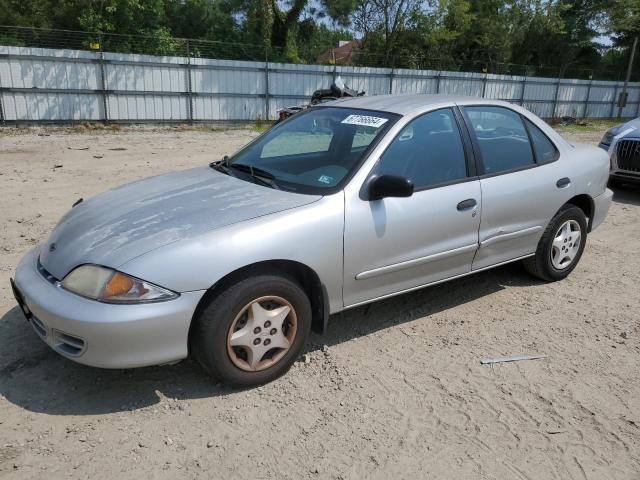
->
[164, 0, 238, 43]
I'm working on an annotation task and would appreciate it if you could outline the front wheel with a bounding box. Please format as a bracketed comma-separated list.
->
[192, 274, 312, 387]
[523, 204, 588, 282]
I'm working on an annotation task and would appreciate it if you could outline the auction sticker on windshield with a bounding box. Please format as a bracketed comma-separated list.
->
[341, 114, 388, 128]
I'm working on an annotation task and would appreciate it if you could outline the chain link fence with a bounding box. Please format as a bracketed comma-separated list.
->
[1, 25, 632, 80]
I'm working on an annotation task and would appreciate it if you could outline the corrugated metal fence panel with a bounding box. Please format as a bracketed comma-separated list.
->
[588, 81, 619, 118]
[438, 71, 484, 97]
[194, 58, 266, 120]
[267, 62, 331, 119]
[392, 69, 438, 94]
[0, 46, 100, 89]
[108, 94, 187, 121]
[105, 52, 188, 120]
[337, 66, 392, 95]
[105, 52, 186, 92]
[522, 76, 557, 118]
[269, 62, 331, 97]
[484, 74, 525, 102]
[556, 79, 589, 118]
[3, 45, 640, 122]
[0, 46, 103, 120]
[3, 91, 102, 120]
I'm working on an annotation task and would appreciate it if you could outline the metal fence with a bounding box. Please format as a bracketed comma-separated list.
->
[1, 43, 640, 124]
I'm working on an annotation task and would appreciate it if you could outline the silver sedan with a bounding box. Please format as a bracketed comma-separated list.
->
[12, 94, 613, 386]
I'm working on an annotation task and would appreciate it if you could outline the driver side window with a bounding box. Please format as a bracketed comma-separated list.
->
[375, 108, 468, 189]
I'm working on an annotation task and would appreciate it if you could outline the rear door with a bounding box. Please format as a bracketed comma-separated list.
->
[460, 106, 572, 270]
[342, 107, 481, 307]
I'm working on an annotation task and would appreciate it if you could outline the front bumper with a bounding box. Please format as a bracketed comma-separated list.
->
[610, 171, 640, 184]
[12, 246, 204, 369]
[591, 188, 613, 232]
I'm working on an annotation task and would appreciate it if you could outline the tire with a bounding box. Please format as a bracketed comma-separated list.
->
[523, 204, 588, 282]
[192, 273, 312, 387]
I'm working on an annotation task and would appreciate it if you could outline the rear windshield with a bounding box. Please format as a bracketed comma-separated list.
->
[228, 107, 398, 194]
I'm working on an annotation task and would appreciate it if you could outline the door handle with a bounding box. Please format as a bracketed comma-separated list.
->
[457, 198, 477, 211]
[556, 177, 571, 188]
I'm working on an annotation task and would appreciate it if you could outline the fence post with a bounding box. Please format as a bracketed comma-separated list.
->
[552, 73, 562, 119]
[389, 66, 394, 94]
[482, 69, 488, 98]
[584, 77, 593, 119]
[0, 53, 4, 124]
[98, 34, 109, 124]
[0, 71, 5, 124]
[519, 77, 527, 106]
[435, 71, 441, 94]
[264, 46, 270, 121]
[185, 40, 194, 124]
[635, 86, 640, 117]
[609, 83, 619, 118]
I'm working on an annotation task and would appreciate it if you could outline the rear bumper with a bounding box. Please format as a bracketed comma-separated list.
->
[12, 245, 204, 368]
[591, 188, 613, 231]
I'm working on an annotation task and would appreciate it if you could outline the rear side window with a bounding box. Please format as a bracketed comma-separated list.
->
[525, 118, 558, 164]
[464, 106, 534, 174]
[375, 108, 468, 189]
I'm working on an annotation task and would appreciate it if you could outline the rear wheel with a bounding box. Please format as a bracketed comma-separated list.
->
[192, 273, 311, 387]
[523, 204, 588, 282]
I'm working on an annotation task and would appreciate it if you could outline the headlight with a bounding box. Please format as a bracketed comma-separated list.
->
[600, 131, 614, 147]
[61, 265, 178, 303]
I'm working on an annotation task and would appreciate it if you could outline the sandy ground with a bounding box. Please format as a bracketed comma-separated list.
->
[0, 124, 639, 480]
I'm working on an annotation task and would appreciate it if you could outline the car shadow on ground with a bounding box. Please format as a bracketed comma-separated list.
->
[0, 262, 540, 416]
[611, 184, 640, 206]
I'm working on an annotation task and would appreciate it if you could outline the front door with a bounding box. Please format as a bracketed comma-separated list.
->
[343, 107, 481, 307]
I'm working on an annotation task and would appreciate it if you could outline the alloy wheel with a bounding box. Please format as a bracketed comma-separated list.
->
[550, 219, 582, 270]
[226, 296, 297, 372]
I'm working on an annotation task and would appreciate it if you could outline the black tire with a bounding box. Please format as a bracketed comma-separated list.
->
[192, 273, 311, 387]
[522, 204, 588, 282]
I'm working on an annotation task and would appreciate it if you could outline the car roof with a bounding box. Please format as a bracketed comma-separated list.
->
[329, 93, 514, 116]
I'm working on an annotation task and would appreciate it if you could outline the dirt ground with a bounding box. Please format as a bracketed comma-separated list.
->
[0, 123, 639, 480]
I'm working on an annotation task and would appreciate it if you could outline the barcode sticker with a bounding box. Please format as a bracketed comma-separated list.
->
[341, 114, 388, 128]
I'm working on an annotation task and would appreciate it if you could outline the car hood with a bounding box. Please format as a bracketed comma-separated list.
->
[609, 118, 640, 139]
[39, 166, 321, 280]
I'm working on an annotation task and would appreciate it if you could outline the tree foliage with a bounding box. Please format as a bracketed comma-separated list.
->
[1, 0, 640, 79]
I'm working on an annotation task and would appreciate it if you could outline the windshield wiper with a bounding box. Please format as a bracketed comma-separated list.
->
[229, 163, 280, 189]
[209, 155, 231, 175]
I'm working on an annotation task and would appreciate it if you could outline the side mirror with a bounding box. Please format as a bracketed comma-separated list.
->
[367, 174, 414, 201]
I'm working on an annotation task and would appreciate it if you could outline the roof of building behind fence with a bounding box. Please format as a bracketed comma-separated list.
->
[330, 93, 510, 115]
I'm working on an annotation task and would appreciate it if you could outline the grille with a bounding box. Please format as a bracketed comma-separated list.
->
[616, 139, 640, 173]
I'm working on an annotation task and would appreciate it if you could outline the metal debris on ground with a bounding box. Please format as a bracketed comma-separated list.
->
[480, 354, 546, 365]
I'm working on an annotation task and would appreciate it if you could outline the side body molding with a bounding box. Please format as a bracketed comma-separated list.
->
[356, 244, 478, 281]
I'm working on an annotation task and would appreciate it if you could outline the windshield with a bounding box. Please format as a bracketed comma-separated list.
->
[225, 107, 398, 194]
